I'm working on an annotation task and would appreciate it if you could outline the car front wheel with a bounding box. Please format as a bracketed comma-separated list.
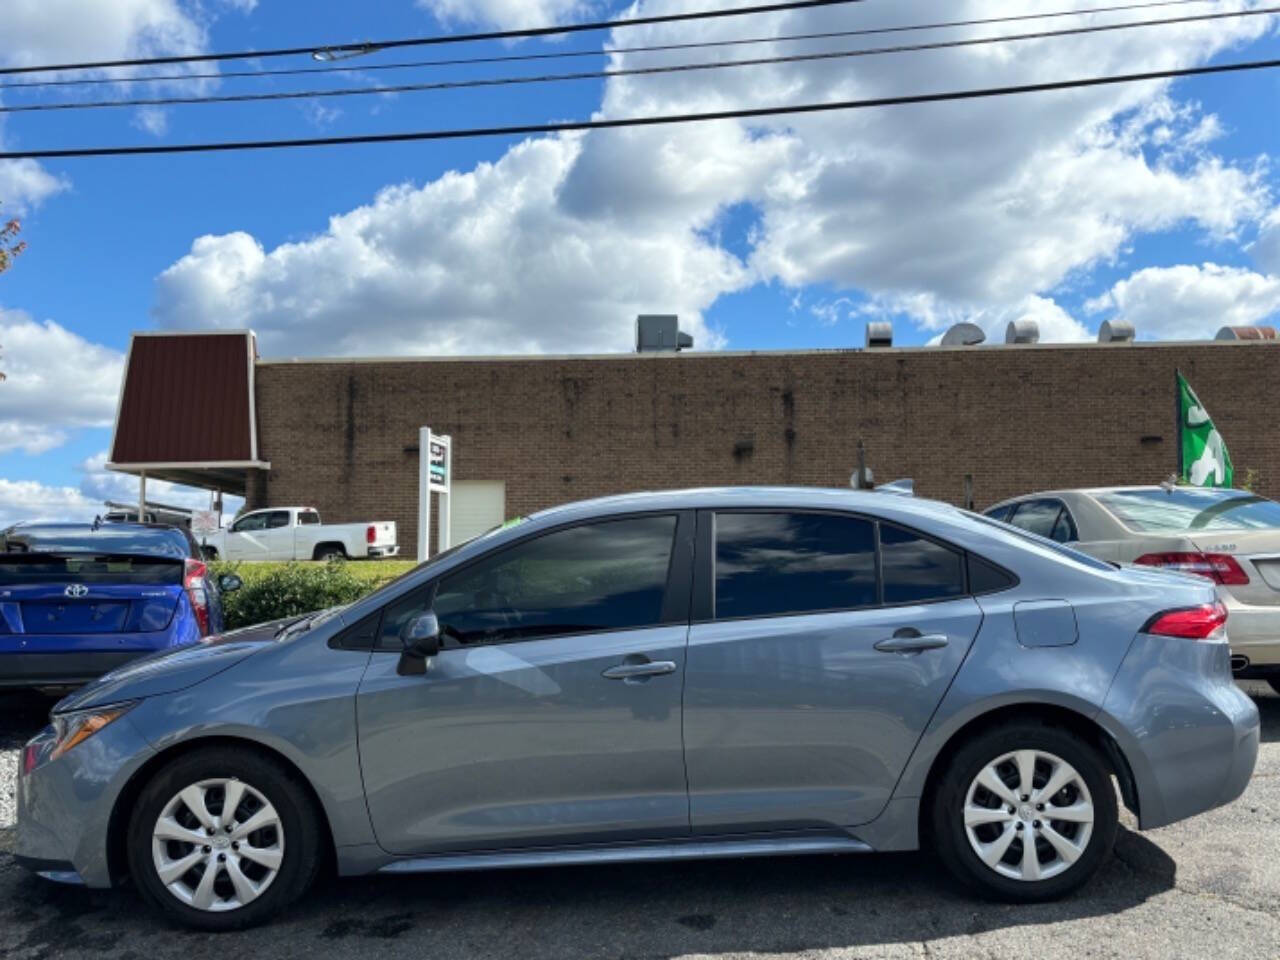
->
[127, 746, 323, 930]
[931, 722, 1118, 902]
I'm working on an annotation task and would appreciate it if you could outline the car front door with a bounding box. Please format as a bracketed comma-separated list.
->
[682, 510, 984, 833]
[258, 510, 295, 560]
[225, 512, 271, 561]
[355, 512, 694, 856]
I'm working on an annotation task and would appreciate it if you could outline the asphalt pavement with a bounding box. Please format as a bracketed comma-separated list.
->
[0, 685, 1276, 960]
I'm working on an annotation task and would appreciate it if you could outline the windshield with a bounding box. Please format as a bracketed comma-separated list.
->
[1094, 489, 1280, 533]
[0, 525, 190, 559]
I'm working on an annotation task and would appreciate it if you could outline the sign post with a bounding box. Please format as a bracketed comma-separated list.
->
[418, 428, 453, 562]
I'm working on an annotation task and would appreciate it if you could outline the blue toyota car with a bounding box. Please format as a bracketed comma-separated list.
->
[0, 522, 241, 690]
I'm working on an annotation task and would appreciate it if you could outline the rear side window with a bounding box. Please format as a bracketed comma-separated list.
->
[714, 512, 876, 619]
[433, 515, 678, 645]
[879, 523, 965, 605]
[967, 555, 1018, 595]
[1008, 499, 1076, 544]
[298, 511, 321, 526]
[984, 504, 1014, 523]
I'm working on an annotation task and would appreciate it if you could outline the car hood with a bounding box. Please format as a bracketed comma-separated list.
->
[53, 617, 293, 714]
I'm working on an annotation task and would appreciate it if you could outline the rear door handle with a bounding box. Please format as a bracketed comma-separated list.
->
[874, 632, 949, 654]
[602, 658, 678, 681]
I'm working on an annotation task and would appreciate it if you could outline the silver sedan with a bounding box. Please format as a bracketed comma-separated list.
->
[15, 487, 1260, 930]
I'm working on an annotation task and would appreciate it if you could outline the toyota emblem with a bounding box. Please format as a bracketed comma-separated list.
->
[64, 584, 89, 598]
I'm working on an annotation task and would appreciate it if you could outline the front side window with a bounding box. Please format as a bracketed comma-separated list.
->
[714, 512, 876, 619]
[232, 513, 267, 533]
[880, 523, 965, 605]
[433, 515, 678, 645]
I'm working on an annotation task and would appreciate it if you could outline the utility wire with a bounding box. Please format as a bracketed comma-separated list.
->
[0, 0, 864, 77]
[1, 4, 1267, 115]
[3, 56, 1277, 160]
[0, 0, 1216, 91]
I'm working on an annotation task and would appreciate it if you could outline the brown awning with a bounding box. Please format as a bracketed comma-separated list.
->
[108, 331, 269, 496]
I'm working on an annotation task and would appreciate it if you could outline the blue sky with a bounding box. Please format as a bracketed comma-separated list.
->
[1, 0, 1279, 523]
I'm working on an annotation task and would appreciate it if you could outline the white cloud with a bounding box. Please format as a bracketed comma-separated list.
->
[1253, 207, 1280, 274]
[152, 129, 786, 355]
[418, 0, 603, 29]
[131, 106, 170, 137]
[78, 451, 243, 515]
[0, 311, 124, 454]
[0, 478, 98, 528]
[1086, 263, 1280, 340]
[0, 160, 67, 214]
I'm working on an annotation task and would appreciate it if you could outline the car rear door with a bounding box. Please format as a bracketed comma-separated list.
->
[355, 511, 695, 856]
[682, 510, 983, 833]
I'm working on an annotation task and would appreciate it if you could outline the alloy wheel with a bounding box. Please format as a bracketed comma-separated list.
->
[151, 777, 285, 912]
[962, 749, 1094, 882]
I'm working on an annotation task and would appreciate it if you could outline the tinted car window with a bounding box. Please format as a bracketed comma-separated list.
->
[0, 525, 190, 559]
[266, 511, 291, 530]
[1095, 489, 1280, 533]
[714, 512, 876, 619]
[984, 504, 1014, 523]
[880, 523, 965, 605]
[298, 511, 321, 526]
[967, 554, 1017, 595]
[433, 516, 677, 645]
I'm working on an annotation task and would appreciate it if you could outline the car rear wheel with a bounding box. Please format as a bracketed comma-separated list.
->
[127, 747, 323, 931]
[931, 722, 1118, 902]
[313, 545, 345, 562]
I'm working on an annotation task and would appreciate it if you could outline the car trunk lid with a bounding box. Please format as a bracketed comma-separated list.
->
[1186, 530, 1280, 605]
[0, 554, 184, 636]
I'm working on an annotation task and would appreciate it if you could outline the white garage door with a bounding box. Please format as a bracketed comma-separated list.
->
[450, 481, 507, 546]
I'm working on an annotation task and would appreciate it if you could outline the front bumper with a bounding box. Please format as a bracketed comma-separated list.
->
[1102, 633, 1259, 830]
[15, 713, 156, 889]
[0, 651, 142, 689]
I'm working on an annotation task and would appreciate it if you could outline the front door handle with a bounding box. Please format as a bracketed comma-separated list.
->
[602, 657, 678, 681]
[874, 629, 949, 654]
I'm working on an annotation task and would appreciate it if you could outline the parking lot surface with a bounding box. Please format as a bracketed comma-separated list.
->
[0, 685, 1276, 960]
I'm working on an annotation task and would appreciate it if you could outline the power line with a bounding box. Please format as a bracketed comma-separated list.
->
[0, 0, 1215, 92]
[2, 4, 1267, 115]
[4, 55, 1277, 160]
[0, 0, 864, 77]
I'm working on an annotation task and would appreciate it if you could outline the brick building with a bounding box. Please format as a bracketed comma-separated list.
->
[108, 330, 1280, 557]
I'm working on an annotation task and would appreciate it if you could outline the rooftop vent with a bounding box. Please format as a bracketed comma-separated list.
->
[865, 322, 893, 348]
[1005, 319, 1040, 345]
[1216, 325, 1278, 341]
[636, 315, 693, 352]
[940, 322, 986, 347]
[1098, 319, 1135, 343]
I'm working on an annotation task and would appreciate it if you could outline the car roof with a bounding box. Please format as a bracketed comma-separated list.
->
[993, 485, 1252, 503]
[2, 521, 182, 535]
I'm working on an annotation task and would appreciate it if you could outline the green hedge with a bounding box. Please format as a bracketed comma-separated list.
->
[210, 559, 417, 630]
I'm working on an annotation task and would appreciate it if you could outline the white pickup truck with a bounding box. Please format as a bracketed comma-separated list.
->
[199, 507, 398, 562]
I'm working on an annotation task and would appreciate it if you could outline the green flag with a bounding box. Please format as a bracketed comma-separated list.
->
[1177, 371, 1233, 488]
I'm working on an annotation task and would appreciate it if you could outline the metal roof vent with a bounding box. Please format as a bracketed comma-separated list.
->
[1098, 319, 1135, 343]
[1216, 325, 1278, 341]
[636, 315, 693, 352]
[865, 321, 893, 348]
[940, 322, 986, 347]
[1005, 319, 1040, 345]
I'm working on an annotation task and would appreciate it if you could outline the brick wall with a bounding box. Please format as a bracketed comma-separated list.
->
[250, 341, 1280, 554]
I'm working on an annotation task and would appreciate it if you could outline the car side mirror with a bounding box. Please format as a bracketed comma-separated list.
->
[218, 573, 243, 593]
[397, 612, 441, 676]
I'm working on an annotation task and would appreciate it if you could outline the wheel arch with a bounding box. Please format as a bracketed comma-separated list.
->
[312, 542, 348, 560]
[106, 735, 337, 884]
[916, 701, 1139, 844]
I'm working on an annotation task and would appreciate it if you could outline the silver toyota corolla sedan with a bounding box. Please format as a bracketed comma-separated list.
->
[16, 488, 1259, 930]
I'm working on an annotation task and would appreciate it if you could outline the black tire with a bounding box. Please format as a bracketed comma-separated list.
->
[201, 547, 219, 561]
[930, 721, 1118, 903]
[313, 545, 346, 562]
[126, 746, 324, 931]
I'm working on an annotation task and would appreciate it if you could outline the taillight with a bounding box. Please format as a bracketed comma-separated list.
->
[366, 524, 376, 545]
[1133, 551, 1249, 586]
[1143, 601, 1228, 639]
[184, 558, 210, 636]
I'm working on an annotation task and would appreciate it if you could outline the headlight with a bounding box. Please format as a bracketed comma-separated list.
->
[50, 702, 137, 761]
